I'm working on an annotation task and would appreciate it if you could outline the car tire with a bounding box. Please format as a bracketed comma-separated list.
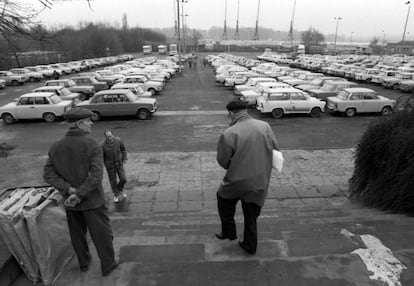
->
[11, 80, 18, 86]
[137, 109, 151, 120]
[345, 108, 356, 117]
[2, 113, 15, 124]
[271, 108, 284, 119]
[91, 111, 101, 121]
[310, 107, 322, 118]
[43, 113, 56, 123]
[381, 106, 392, 116]
[29, 77, 35, 82]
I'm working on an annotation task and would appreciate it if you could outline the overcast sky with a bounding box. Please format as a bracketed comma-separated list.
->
[29, 0, 412, 40]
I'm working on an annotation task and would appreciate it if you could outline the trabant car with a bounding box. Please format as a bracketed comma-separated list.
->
[256, 87, 325, 118]
[326, 88, 395, 117]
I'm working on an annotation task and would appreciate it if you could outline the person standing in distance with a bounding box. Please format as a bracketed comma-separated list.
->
[102, 130, 128, 203]
[216, 100, 279, 255]
[43, 107, 118, 276]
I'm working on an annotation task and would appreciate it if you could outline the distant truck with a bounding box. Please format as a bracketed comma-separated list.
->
[169, 44, 177, 56]
[158, 45, 167, 55]
[143, 45, 152, 55]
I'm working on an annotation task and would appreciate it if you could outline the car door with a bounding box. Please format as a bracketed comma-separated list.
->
[15, 97, 37, 119]
[112, 93, 132, 116]
[33, 96, 52, 117]
[362, 93, 381, 112]
[93, 94, 114, 116]
[350, 93, 364, 112]
[290, 92, 310, 113]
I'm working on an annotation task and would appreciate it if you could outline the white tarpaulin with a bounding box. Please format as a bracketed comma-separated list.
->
[0, 186, 74, 285]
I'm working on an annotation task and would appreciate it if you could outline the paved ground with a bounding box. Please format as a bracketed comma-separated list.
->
[1, 149, 414, 286]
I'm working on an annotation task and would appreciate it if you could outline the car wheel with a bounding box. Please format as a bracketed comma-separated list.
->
[381, 106, 392, 116]
[148, 88, 156, 96]
[137, 109, 151, 120]
[2, 113, 15, 124]
[345, 108, 356, 117]
[271, 108, 284, 119]
[29, 77, 35, 82]
[12, 80, 18, 86]
[91, 111, 101, 121]
[310, 107, 321, 118]
[43, 113, 56, 123]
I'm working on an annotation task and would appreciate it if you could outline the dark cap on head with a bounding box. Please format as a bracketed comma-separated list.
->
[65, 107, 94, 123]
[226, 100, 248, 111]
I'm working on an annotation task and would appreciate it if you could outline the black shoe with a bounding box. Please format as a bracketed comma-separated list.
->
[80, 264, 90, 272]
[215, 232, 237, 241]
[102, 261, 119, 276]
[238, 241, 256, 255]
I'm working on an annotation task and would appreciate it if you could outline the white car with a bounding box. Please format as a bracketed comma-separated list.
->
[121, 75, 164, 95]
[0, 92, 73, 124]
[240, 82, 291, 105]
[234, 77, 276, 95]
[257, 87, 325, 118]
[33, 86, 81, 103]
[0, 79, 5, 89]
[10, 68, 43, 82]
[111, 83, 153, 97]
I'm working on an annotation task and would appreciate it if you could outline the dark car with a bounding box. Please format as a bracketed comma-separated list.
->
[308, 81, 358, 101]
[76, 89, 157, 120]
[45, 79, 95, 100]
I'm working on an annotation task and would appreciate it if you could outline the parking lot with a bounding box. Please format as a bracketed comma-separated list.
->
[0, 52, 405, 156]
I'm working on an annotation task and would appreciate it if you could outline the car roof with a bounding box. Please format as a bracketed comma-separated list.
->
[20, 92, 55, 98]
[266, 87, 304, 93]
[34, 86, 63, 91]
[343, 87, 376, 93]
[95, 89, 130, 95]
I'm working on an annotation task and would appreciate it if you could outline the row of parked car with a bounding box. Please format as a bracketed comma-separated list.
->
[0, 56, 183, 124]
[208, 53, 397, 118]
[0, 55, 136, 89]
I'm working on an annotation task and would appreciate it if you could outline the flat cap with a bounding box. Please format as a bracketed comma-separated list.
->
[226, 100, 248, 111]
[65, 107, 94, 123]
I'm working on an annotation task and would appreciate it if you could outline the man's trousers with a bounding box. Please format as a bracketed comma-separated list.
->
[66, 206, 115, 273]
[217, 193, 262, 254]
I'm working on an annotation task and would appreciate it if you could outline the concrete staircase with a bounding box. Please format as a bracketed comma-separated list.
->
[40, 196, 414, 286]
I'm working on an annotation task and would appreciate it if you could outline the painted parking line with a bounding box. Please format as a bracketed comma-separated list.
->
[156, 110, 227, 116]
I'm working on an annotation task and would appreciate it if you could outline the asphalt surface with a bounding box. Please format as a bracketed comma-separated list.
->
[0, 53, 405, 154]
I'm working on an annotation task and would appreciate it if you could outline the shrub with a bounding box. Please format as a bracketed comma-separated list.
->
[349, 111, 414, 213]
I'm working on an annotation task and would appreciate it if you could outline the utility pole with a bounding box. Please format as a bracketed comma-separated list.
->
[333, 17, 342, 55]
[402, 1, 411, 42]
[176, 0, 182, 65]
[288, 0, 297, 51]
[173, 0, 177, 38]
[253, 0, 260, 40]
[234, 0, 240, 40]
[181, 1, 186, 53]
[222, 0, 228, 40]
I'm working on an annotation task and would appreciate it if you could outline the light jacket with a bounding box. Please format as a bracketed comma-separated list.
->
[217, 115, 279, 206]
[102, 137, 127, 169]
[43, 128, 106, 211]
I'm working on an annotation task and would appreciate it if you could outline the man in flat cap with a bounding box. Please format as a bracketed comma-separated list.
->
[44, 107, 118, 276]
[216, 100, 279, 255]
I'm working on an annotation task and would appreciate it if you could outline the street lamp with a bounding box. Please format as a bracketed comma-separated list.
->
[181, 0, 188, 53]
[333, 17, 342, 55]
[403, 1, 411, 42]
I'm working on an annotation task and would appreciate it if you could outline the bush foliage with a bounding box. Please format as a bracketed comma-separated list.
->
[349, 111, 414, 213]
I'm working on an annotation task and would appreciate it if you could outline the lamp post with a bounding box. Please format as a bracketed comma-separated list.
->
[176, 0, 182, 65]
[402, 1, 411, 42]
[333, 17, 342, 55]
[181, 0, 188, 53]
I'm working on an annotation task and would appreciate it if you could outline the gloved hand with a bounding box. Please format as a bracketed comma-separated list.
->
[64, 194, 81, 207]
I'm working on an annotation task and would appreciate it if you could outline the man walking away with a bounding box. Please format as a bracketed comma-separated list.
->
[102, 130, 128, 203]
[44, 107, 118, 276]
[216, 100, 279, 255]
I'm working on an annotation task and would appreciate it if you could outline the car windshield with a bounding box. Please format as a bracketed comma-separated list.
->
[60, 88, 71, 96]
[310, 78, 323, 85]
[137, 86, 145, 94]
[321, 83, 338, 91]
[337, 91, 349, 100]
[49, 95, 62, 104]
[126, 91, 138, 101]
